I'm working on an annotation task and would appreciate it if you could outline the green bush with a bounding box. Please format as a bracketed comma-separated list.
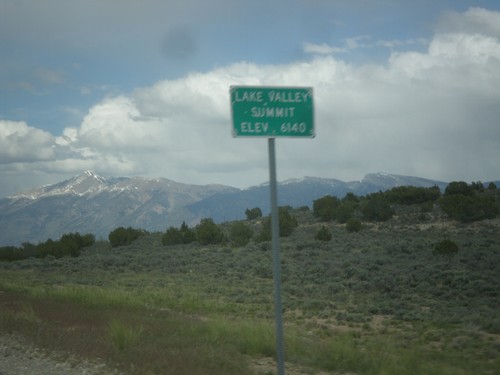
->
[0, 246, 25, 261]
[109, 227, 146, 248]
[229, 221, 254, 247]
[245, 207, 263, 220]
[386, 185, 441, 204]
[439, 194, 498, 222]
[433, 239, 458, 258]
[59, 232, 95, 257]
[196, 218, 225, 245]
[0, 232, 97, 261]
[258, 207, 298, 241]
[313, 195, 340, 221]
[162, 222, 196, 246]
[445, 181, 473, 196]
[315, 225, 332, 241]
[162, 227, 183, 245]
[361, 193, 394, 221]
[335, 202, 358, 223]
[346, 218, 362, 232]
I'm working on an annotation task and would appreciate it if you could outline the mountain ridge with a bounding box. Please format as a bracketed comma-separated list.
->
[1, 170, 496, 246]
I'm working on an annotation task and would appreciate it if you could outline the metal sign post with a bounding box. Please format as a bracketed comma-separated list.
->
[268, 137, 285, 375]
[230, 86, 314, 375]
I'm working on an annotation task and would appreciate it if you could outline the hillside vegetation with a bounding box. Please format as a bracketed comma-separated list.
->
[1, 183, 499, 374]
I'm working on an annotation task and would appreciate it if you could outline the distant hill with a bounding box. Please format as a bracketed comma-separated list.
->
[185, 173, 449, 223]
[0, 170, 236, 246]
[0, 169, 485, 246]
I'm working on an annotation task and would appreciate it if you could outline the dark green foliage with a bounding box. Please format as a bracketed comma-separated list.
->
[488, 182, 497, 190]
[315, 225, 332, 241]
[1, 233, 95, 261]
[162, 227, 183, 246]
[346, 218, 362, 232]
[439, 181, 499, 222]
[162, 222, 196, 246]
[296, 205, 310, 212]
[361, 193, 394, 221]
[433, 239, 459, 258]
[20, 242, 36, 258]
[279, 207, 299, 236]
[196, 218, 225, 245]
[258, 207, 299, 241]
[179, 222, 197, 244]
[470, 181, 485, 193]
[229, 221, 253, 246]
[439, 194, 498, 222]
[342, 192, 360, 203]
[445, 181, 473, 196]
[313, 195, 341, 221]
[0, 246, 25, 261]
[335, 202, 358, 223]
[109, 227, 147, 248]
[245, 207, 263, 220]
[386, 185, 441, 204]
[59, 232, 95, 257]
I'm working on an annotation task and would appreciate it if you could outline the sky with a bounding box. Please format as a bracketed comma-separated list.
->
[1, 0, 500, 197]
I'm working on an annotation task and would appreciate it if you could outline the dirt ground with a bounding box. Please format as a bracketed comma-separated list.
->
[0, 332, 355, 375]
[0, 334, 119, 375]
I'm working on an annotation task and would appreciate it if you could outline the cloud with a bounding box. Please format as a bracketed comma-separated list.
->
[0, 120, 55, 163]
[303, 43, 346, 55]
[304, 36, 428, 57]
[303, 36, 371, 56]
[438, 7, 500, 37]
[1, 7, 500, 197]
[34, 68, 64, 85]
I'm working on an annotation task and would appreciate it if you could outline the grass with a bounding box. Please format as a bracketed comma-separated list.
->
[107, 319, 143, 351]
[1, 206, 499, 374]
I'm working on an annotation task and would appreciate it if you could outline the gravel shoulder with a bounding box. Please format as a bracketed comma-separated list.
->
[0, 334, 119, 375]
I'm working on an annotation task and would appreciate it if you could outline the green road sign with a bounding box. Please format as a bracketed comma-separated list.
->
[230, 86, 314, 137]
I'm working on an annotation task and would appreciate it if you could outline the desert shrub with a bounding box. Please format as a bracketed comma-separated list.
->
[439, 194, 498, 222]
[258, 207, 298, 241]
[0, 246, 25, 261]
[179, 222, 197, 243]
[162, 222, 196, 246]
[196, 218, 225, 245]
[433, 239, 459, 258]
[342, 192, 360, 203]
[335, 202, 358, 223]
[59, 232, 95, 257]
[245, 207, 263, 220]
[313, 195, 340, 221]
[420, 201, 434, 213]
[346, 218, 362, 232]
[386, 185, 441, 204]
[109, 227, 146, 248]
[0, 232, 95, 261]
[162, 227, 183, 245]
[315, 225, 332, 241]
[470, 181, 485, 193]
[229, 221, 253, 246]
[445, 181, 473, 196]
[296, 205, 310, 212]
[361, 193, 394, 221]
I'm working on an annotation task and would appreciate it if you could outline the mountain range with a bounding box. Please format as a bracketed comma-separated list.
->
[0, 170, 476, 246]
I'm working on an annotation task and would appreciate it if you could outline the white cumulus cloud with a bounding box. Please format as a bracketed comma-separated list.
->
[0, 120, 55, 163]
